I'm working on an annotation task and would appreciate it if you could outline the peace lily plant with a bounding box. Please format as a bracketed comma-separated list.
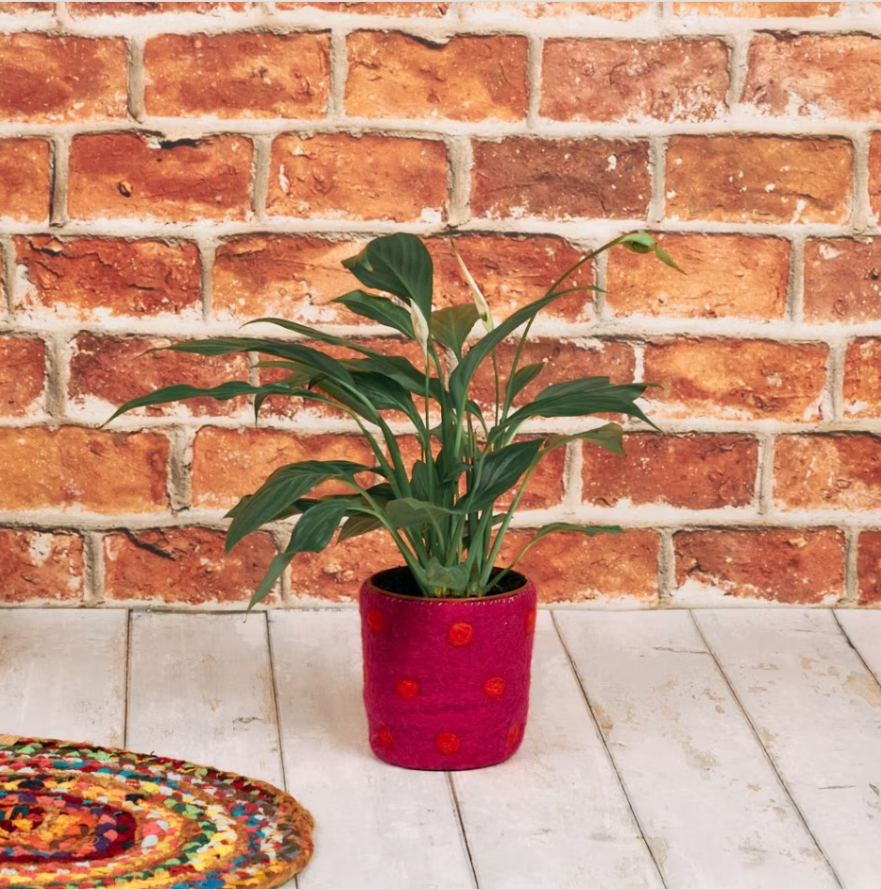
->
[108, 232, 679, 607]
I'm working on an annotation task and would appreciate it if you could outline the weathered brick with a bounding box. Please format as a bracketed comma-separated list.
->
[867, 133, 881, 223]
[0, 138, 50, 223]
[497, 528, 659, 604]
[14, 236, 201, 322]
[745, 35, 881, 121]
[68, 134, 253, 222]
[103, 528, 278, 606]
[68, 333, 249, 419]
[804, 239, 881, 323]
[0, 337, 44, 417]
[464, 2, 651, 20]
[542, 39, 728, 123]
[277, 2, 449, 13]
[0, 427, 169, 513]
[428, 235, 594, 322]
[0, 35, 126, 122]
[643, 339, 828, 422]
[844, 339, 881, 419]
[496, 438, 565, 511]
[583, 434, 758, 509]
[0, 3, 54, 11]
[774, 434, 881, 511]
[192, 427, 375, 510]
[145, 33, 330, 119]
[289, 528, 406, 603]
[472, 138, 650, 221]
[69, 2, 255, 15]
[213, 235, 362, 323]
[673, 529, 844, 605]
[0, 530, 85, 604]
[606, 234, 789, 320]
[857, 532, 881, 606]
[666, 136, 853, 224]
[673, 2, 844, 15]
[470, 340, 635, 414]
[346, 32, 527, 122]
[268, 134, 447, 222]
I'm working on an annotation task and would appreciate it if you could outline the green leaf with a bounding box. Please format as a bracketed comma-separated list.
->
[429, 304, 480, 360]
[621, 232, 684, 274]
[505, 361, 545, 403]
[338, 512, 384, 542]
[332, 290, 415, 338]
[104, 381, 256, 424]
[461, 438, 544, 510]
[348, 371, 421, 425]
[226, 460, 371, 553]
[425, 558, 469, 596]
[342, 234, 434, 320]
[543, 422, 625, 456]
[386, 498, 457, 530]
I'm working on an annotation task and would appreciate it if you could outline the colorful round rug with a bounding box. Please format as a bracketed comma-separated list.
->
[0, 734, 313, 889]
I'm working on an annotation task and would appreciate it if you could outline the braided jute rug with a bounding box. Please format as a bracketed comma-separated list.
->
[0, 734, 314, 889]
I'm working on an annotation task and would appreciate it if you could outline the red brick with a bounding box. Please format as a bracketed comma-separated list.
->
[192, 427, 375, 510]
[14, 236, 201, 322]
[666, 136, 853, 224]
[69, 2, 255, 15]
[857, 532, 881, 605]
[867, 134, 881, 223]
[472, 138, 650, 221]
[804, 239, 881, 323]
[277, 2, 449, 13]
[289, 528, 407, 603]
[0, 35, 126, 123]
[464, 2, 651, 20]
[674, 529, 844, 605]
[0, 530, 85, 604]
[774, 434, 881, 511]
[746, 35, 881, 121]
[103, 528, 278, 606]
[470, 339, 635, 416]
[0, 427, 168, 512]
[497, 528, 659, 604]
[145, 33, 329, 119]
[673, 2, 844, 14]
[346, 32, 527, 122]
[492, 437, 565, 511]
[0, 337, 44, 417]
[213, 235, 363, 323]
[268, 134, 447, 222]
[606, 234, 789, 320]
[69, 134, 253, 222]
[428, 234, 594, 322]
[542, 39, 728, 123]
[68, 333, 250, 419]
[0, 139, 50, 223]
[643, 339, 828, 422]
[844, 339, 881, 419]
[583, 434, 758, 509]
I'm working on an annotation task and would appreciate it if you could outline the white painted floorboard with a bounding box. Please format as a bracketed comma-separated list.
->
[835, 610, 881, 686]
[269, 610, 475, 890]
[555, 610, 837, 890]
[0, 609, 126, 747]
[126, 611, 285, 788]
[695, 609, 881, 890]
[453, 612, 662, 890]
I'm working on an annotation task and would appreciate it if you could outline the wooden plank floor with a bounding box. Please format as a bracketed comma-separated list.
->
[2, 608, 881, 889]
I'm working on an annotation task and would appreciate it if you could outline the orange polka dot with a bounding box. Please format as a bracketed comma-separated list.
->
[507, 724, 520, 746]
[367, 607, 384, 632]
[524, 608, 537, 633]
[448, 622, 474, 647]
[483, 676, 506, 699]
[436, 732, 461, 755]
[376, 727, 393, 749]
[395, 678, 420, 699]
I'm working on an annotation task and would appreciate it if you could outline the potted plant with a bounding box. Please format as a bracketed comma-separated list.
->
[108, 232, 678, 771]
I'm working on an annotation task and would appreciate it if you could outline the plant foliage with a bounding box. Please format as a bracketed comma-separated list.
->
[108, 232, 679, 606]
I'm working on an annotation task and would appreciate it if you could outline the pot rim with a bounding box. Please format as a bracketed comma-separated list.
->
[364, 566, 532, 604]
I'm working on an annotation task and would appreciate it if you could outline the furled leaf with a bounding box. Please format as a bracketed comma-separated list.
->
[620, 232, 685, 273]
[429, 304, 480, 360]
[342, 233, 433, 320]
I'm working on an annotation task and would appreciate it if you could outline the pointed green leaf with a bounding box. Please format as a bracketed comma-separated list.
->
[543, 422, 625, 456]
[425, 558, 469, 596]
[429, 304, 480, 360]
[385, 498, 457, 530]
[505, 360, 546, 403]
[461, 438, 544, 511]
[332, 291, 414, 338]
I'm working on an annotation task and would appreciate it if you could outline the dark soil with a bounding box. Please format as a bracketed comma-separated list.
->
[370, 566, 527, 599]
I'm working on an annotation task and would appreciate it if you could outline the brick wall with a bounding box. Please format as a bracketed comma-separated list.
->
[1, 1, 879, 609]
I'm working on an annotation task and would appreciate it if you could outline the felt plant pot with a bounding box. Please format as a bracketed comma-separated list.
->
[359, 568, 538, 771]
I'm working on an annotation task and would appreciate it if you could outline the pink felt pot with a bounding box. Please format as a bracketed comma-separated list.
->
[359, 568, 538, 771]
